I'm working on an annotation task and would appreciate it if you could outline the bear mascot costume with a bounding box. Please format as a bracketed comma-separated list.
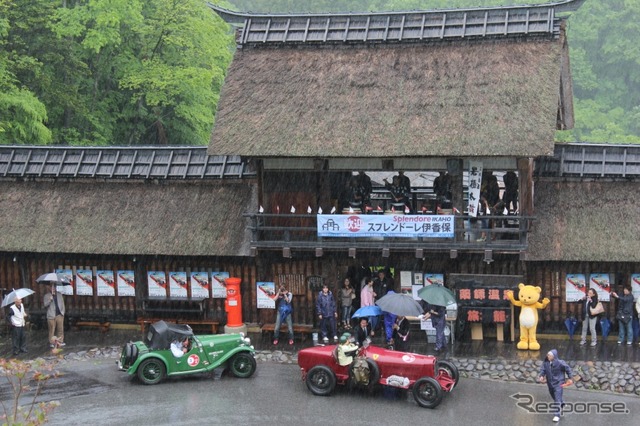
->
[506, 283, 550, 350]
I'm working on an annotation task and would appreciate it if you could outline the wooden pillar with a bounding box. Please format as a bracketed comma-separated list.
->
[448, 158, 464, 241]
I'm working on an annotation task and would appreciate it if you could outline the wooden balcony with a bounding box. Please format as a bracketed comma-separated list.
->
[245, 213, 532, 255]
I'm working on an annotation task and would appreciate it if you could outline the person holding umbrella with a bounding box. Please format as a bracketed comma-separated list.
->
[8, 297, 28, 355]
[44, 284, 66, 347]
[417, 283, 455, 353]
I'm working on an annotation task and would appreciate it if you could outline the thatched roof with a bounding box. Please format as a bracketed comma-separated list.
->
[527, 180, 640, 262]
[0, 180, 257, 257]
[209, 38, 567, 158]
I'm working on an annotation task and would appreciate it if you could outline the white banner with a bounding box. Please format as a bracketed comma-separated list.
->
[96, 270, 115, 296]
[468, 161, 483, 217]
[117, 270, 136, 297]
[257, 282, 276, 309]
[169, 272, 188, 298]
[589, 273, 611, 302]
[76, 269, 94, 296]
[565, 273, 587, 302]
[632, 274, 640, 300]
[190, 272, 210, 299]
[317, 214, 454, 238]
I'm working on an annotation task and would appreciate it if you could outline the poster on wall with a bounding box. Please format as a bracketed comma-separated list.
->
[55, 269, 74, 295]
[169, 272, 188, 298]
[565, 273, 587, 301]
[76, 269, 94, 296]
[631, 274, 640, 299]
[147, 271, 167, 298]
[117, 270, 136, 297]
[212, 272, 229, 298]
[400, 271, 413, 293]
[96, 270, 115, 296]
[190, 272, 210, 299]
[424, 274, 444, 286]
[589, 273, 612, 302]
[257, 282, 276, 308]
[412, 285, 423, 300]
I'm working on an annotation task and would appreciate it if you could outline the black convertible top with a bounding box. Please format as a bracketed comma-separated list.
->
[146, 320, 194, 350]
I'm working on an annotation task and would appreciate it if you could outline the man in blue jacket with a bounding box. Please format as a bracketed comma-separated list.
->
[316, 284, 338, 344]
[538, 349, 573, 422]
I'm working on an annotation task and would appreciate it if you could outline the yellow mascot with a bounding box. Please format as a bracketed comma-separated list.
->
[506, 283, 550, 351]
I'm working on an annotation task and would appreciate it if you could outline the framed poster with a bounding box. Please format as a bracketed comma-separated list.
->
[76, 269, 94, 296]
[589, 273, 611, 302]
[424, 274, 444, 286]
[169, 272, 188, 298]
[55, 269, 74, 295]
[147, 271, 167, 298]
[96, 270, 115, 296]
[565, 273, 586, 302]
[212, 272, 229, 298]
[400, 271, 413, 293]
[190, 272, 210, 299]
[257, 282, 276, 308]
[631, 274, 640, 300]
[117, 270, 136, 297]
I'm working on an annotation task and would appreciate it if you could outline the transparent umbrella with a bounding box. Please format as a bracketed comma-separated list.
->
[1, 288, 35, 307]
[35, 272, 72, 286]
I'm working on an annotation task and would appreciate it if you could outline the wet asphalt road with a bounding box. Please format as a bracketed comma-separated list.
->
[24, 360, 635, 426]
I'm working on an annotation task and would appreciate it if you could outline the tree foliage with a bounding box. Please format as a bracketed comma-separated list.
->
[1, 0, 233, 146]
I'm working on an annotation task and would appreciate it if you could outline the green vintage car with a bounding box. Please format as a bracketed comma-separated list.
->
[118, 320, 256, 385]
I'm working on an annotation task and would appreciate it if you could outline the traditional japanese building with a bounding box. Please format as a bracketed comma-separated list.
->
[1, 0, 639, 339]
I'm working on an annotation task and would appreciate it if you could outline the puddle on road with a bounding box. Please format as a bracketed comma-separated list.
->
[0, 370, 113, 404]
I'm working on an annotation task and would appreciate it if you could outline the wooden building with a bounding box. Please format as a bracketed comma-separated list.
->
[1, 0, 639, 337]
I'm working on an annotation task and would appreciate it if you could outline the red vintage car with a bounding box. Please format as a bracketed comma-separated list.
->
[297, 341, 458, 408]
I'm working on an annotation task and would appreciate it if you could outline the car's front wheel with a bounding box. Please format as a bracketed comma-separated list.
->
[412, 376, 443, 408]
[306, 365, 336, 396]
[437, 360, 460, 387]
[137, 358, 166, 385]
[229, 352, 257, 378]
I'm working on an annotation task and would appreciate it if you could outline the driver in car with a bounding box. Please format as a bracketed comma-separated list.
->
[337, 333, 358, 366]
[170, 336, 191, 357]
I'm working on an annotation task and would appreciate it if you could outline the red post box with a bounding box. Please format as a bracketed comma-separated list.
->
[224, 277, 243, 327]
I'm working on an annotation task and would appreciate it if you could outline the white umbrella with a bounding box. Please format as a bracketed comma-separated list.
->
[1, 288, 35, 307]
[35, 272, 72, 286]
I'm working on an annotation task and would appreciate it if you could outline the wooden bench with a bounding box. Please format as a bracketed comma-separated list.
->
[136, 317, 219, 334]
[73, 321, 111, 333]
[176, 319, 219, 334]
[261, 323, 313, 342]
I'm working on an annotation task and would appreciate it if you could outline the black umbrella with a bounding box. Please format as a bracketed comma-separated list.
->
[375, 292, 424, 317]
[36, 272, 72, 286]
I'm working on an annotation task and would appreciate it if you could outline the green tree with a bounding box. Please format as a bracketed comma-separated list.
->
[0, 0, 51, 145]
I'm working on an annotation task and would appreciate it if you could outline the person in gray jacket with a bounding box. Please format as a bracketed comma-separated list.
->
[43, 285, 66, 347]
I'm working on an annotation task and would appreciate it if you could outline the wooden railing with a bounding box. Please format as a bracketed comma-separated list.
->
[245, 213, 533, 254]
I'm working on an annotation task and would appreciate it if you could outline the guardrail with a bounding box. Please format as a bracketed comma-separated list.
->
[244, 213, 532, 254]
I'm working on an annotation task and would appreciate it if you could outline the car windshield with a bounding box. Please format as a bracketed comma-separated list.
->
[146, 320, 194, 350]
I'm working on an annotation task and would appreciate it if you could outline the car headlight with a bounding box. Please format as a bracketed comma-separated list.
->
[243, 337, 251, 345]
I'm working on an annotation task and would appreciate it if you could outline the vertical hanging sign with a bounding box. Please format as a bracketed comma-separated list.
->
[468, 161, 483, 217]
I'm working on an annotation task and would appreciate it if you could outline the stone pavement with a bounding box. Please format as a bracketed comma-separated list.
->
[1, 327, 639, 396]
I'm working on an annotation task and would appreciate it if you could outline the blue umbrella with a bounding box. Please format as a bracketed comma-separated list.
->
[599, 317, 611, 339]
[352, 305, 382, 318]
[564, 317, 578, 339]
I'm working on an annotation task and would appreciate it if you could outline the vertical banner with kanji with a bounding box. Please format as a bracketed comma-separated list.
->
[190, 272, 210, 299]
[257, 282, 276, 308]
[169, 272, 188, 298]
[589, 273, 611, 302]
[56, 269, 74, 295]
[117, 270, 136, 297]
[76, 269, 94, 296]
[147, 271, 167, 298]
[96, 270, 115, 296]
[467, 160, 483, 217]
[565, 273, 587, 302]
[212, 272, 229, 298]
